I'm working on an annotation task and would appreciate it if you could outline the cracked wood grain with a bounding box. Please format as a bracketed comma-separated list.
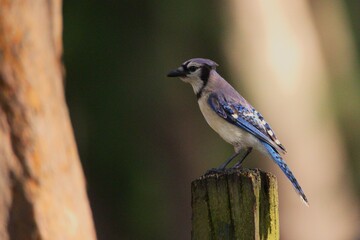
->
[191, 169, 279, 240]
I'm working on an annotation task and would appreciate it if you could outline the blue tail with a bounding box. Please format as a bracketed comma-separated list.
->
[262, 142, 309, 205]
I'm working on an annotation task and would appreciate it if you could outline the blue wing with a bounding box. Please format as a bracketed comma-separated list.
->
[208, 92, 286, 153]
[208, 93, 308, 204]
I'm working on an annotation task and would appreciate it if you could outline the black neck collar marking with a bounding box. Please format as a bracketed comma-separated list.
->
[196, 67, 211, 99]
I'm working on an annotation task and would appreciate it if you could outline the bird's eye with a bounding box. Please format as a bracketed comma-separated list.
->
[188, 66, 198, 72]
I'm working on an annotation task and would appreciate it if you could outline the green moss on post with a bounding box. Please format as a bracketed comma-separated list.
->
[191, 169, 279, 240]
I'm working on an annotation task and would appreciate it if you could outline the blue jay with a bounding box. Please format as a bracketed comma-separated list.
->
[167, 58, 308, 205]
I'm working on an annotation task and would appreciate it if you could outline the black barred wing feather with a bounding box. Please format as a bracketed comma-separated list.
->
[208, 92, 286, 153]
[252, 110, 287, 153]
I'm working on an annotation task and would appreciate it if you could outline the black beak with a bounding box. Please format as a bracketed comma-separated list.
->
[167, 68, 186, 77]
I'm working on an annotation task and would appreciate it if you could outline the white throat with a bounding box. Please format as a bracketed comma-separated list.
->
[181, 77, 204, 95]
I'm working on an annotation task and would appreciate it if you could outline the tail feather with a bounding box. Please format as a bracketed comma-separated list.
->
[262, 142, 309, 206]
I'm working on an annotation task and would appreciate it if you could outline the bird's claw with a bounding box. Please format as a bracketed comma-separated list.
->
[232, 162, 243, 169]
[204, 168, 224, 175]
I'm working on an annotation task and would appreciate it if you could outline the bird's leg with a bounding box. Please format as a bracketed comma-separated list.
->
[217, 151, 242, 170]
[233, 147, 253, 169]
[205, 151, 242, 175]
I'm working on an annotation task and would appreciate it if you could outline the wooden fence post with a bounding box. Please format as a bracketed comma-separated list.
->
[191, 169, 279, 240]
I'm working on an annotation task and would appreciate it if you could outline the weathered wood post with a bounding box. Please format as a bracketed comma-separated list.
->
[191, 169, 279, 240]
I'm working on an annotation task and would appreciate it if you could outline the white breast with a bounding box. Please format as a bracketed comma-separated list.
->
[198, 96, 262, 152]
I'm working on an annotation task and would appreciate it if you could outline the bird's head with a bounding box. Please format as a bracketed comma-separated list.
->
[167, 58, 218, 96]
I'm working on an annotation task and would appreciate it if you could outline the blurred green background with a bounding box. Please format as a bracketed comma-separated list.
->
[63, 1, 360, 239]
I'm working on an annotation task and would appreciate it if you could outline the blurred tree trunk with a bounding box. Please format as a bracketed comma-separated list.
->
[0, 1, 96, 240]
[309, 0, 360, 193]
[222, 0, 359, 239]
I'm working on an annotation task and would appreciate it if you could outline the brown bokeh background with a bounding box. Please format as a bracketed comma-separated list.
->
[63, 1, 360, 239]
